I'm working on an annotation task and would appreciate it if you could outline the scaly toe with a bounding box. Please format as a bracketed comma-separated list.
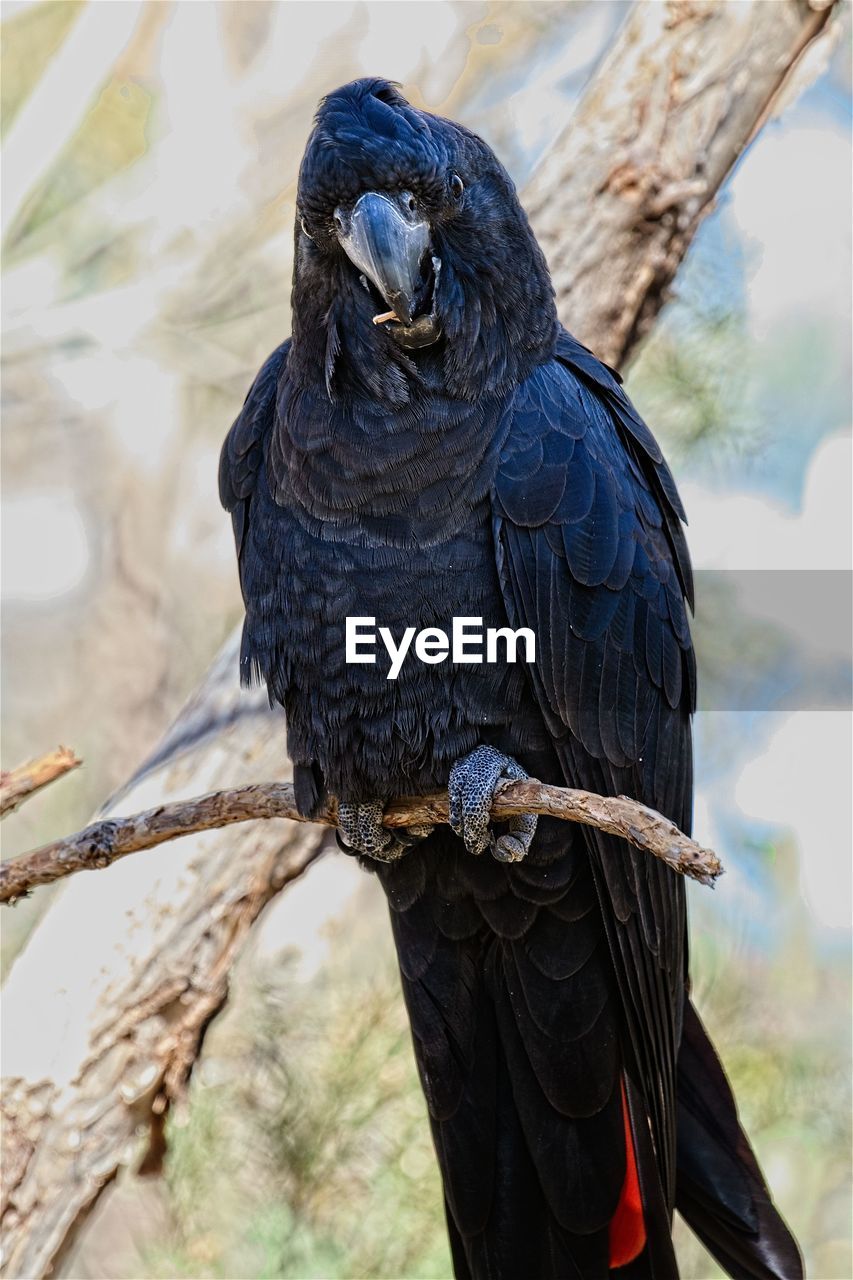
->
[448, 745, 537, 861]
[337, 801, 430, 862]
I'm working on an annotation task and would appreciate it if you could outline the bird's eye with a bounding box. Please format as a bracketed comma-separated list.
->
[449, 173, 464, 203]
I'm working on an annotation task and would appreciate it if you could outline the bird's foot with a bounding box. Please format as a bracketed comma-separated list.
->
[449, 746, 536, 863]
[336, 799, 433, 862]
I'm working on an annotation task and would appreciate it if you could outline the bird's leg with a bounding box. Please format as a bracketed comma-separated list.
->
[336, 799, 433, 862]
[448, 745, 537, 863]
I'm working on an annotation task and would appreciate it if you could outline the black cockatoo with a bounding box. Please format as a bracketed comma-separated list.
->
[220, 79, 802, 1279]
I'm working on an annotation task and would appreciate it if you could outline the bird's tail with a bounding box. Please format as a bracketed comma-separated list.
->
[675, 998, 804, 1279]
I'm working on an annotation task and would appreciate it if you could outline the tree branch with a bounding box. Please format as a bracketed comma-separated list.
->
[0, 747, 82, 819]
[0, 777, 722, 905]
[525, 0, 840, 367]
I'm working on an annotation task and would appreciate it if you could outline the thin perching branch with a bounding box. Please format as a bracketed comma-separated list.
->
[0, 747, 82, 819]
[0, 776, 722, 904]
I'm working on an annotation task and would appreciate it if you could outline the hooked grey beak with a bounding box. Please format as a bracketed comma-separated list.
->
[335, 191, 430, 326]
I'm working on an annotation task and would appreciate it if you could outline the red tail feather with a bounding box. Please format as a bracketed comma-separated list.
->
[609, 1080, 646, 1269]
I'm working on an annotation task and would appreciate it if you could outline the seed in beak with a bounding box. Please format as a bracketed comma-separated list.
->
[372, 309, 399, 326]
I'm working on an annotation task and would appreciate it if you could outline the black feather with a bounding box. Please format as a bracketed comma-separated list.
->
[219, 78, 800, 1280]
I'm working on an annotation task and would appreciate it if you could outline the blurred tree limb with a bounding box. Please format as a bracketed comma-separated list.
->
[1, 2, 145, 241]
[0, 775, 722, 906]
[0, 748, 81, 820]
[0, 2, 840, 1276]
[525, 0, 841, 367]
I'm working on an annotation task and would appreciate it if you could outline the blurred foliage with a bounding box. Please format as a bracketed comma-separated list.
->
[684, 873, 853, 1280]
[626, 226, 758, 469]
[144, 912, 452, 1280]
[13, 74, 153, 249]
[0, 1, 82, 134]
[3, 1, 152, 259]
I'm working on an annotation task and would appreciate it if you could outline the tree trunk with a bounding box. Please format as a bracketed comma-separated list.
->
[0, 636, 329, 1279]
[0, 2, 839, 1275]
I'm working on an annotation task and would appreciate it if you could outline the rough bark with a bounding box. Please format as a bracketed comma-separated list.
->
[524, 0, 840, 368]
[0, 2, 839, 1275]
[0, 775, 722, 904]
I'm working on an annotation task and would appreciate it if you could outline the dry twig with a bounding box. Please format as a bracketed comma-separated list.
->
[0, 776, 721, 905]
[0, 747, 82, 819]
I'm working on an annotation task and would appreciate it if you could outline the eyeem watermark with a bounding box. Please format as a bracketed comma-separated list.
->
[346, 616, 536, 680]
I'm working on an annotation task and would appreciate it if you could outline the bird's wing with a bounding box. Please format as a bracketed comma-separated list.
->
[491, 328, 696, 1203]
[219, 340, 289, 558]
[218, 340, 291, 692]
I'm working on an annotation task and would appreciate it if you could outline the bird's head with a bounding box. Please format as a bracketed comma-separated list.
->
[292, 78, 558, 403]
